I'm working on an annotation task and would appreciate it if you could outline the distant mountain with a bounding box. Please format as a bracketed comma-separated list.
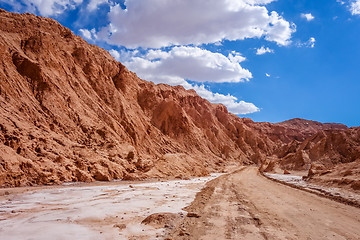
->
[244, 118, 347, 144]
[279, 118, 347, 131]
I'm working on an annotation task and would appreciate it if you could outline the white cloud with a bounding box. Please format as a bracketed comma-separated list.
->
[256, 46, 274, 55]
[245, 0, 277, 4]
[306, 37, 316, 48]
[99, 0, 295, 48]
[265, 73, 270, 77]
[265, 11, 295, 46]
[190, 85, 259, 115]
[79, 29, 92, 40]
[337, 0, 360, 15]
[79, 28, 97, 40]
[350, 0, 360, 15]
[301, 13, 315, 21]
[87, 0, 108, 11]
[109, 49, 120, 60]
[297, 37, 316, 48]
[9, 0, 83, 16]
[122, 46, 252, 84]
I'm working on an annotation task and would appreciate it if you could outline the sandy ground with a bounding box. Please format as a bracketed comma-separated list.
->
[0, 174, 222, 240]
[168, 167, 360, 240]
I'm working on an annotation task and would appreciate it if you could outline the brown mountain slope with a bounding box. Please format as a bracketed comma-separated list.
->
[246, 118, 348, 144]
[280, 118, 347, 130]
[0, 9, 276, 187]
[261, 127, 360, 191]
[276, 127, 360, 170]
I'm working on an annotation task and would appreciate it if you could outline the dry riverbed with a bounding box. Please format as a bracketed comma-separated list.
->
[0, 174, 222, 240]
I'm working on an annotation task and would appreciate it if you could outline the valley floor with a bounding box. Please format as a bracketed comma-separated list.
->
[1, 167, 360, 240]
[0, 174, 221, 240]
[167, 167, 360, 240]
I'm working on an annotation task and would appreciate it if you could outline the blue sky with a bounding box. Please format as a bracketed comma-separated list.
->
[1, 0, 359, 126]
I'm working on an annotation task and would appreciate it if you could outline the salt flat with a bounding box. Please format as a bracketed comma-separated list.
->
[0, 174, 222, 240]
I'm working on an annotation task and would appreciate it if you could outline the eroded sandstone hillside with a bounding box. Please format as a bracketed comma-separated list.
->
[269, 127, 360, 192]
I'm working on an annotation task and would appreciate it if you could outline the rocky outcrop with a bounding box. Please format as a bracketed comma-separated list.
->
[276, 127, 360, 170]
[305, 159, 360, 193]
[260, 127, 360, 192]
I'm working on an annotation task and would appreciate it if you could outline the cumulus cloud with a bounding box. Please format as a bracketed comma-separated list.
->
[79, 28, 97, 41]
[87, 0, 108, 11]
[301, 13, 315, 21]
[79, 29, 91, 40]
[350, 0, 360, 15]
[242, 0, 276, 4]
[7, 0, 83, 16]
[265, 11, 295, 45]
[190, 85, 259, 114]
[109, 49, 120, 60]
[122, 46, 252, 84]
[256, 46, 274, 55]
[99, 0, 295, 48]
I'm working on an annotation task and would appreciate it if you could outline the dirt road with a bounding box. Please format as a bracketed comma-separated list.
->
[167, 167, 360, 240]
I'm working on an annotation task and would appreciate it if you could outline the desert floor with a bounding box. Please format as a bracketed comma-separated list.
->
[0, 174, 222, 240]
[1, 167, 360, 240]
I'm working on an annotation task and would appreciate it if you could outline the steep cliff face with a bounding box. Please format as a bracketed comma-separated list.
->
[268, 127, 360, 171]
[0, 10, 274, 187]
[260, 126, 360, 190]
[255, 125, 360, 194]
[276, 127, 360, 192]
